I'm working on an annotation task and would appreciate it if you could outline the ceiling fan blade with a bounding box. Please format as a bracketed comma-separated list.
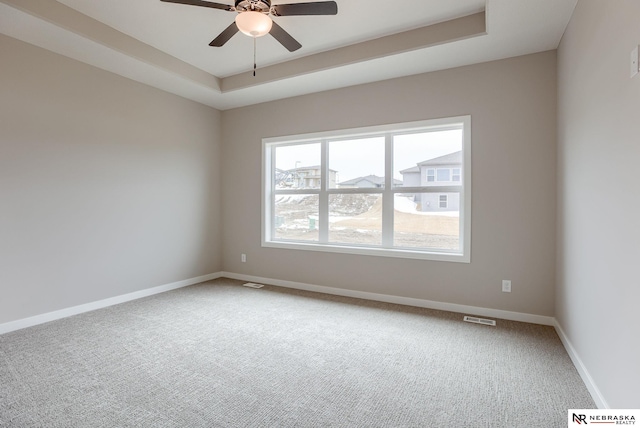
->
[160, 0, 233, 11]
[271, 1, 337, 16]
[269, 21, 302, 52]
[209, 22, 239, 46]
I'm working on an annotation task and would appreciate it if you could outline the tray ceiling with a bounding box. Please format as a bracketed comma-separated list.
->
[0, 0, 577, 109]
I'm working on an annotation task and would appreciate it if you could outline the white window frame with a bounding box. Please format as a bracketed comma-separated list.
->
[439, 194, 448, 208]
[426, 169, 435, 182]
[262, 116, 471, 263]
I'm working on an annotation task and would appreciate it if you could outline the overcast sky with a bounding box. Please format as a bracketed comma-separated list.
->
[275, 129, 462, 182]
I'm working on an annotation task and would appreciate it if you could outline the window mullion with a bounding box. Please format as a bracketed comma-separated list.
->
[265, 145, 275, 242]
[319, 139, 329, 243]
[381, 133, 393, 247]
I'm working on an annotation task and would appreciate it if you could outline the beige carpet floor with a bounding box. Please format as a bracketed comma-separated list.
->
[0, 278, 595, 427]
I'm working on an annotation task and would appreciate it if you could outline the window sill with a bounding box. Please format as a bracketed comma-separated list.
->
[262, 240, 470, 263]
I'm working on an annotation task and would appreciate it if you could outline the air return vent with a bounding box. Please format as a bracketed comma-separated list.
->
[242, 282, 264, 289]
[463, 316, 496, 326]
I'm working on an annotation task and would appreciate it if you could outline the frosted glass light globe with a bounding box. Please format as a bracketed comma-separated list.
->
[235, 11, 272, 37]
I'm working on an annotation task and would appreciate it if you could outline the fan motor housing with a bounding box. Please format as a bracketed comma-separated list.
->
[235, 0, 271, 13]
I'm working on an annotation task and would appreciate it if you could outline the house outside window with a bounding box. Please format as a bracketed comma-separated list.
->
[436, 168, 451, 182]
[452, 168, 461, 181]
[263, 116, 471, 262]
[426, 169, 435, 182]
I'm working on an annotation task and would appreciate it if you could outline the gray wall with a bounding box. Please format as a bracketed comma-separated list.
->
[0, 35, 222, 324]
[557, 0, 640, 408]
[222, 51, 558, 316]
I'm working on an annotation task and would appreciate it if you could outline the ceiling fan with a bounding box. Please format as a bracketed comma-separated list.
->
[159, 0, 338, 52]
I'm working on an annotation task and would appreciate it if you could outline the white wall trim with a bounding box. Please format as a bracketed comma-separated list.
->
[553, 320, 609, 409]
[0, 272, 223, 335]
[220, 271, 555, 326]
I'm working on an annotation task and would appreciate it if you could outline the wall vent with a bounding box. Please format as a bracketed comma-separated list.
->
[463, 316, 496, 326]
[242, 282, 264, 289]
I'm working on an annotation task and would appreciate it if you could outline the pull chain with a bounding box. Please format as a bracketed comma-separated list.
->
[253, 37, 257, 77]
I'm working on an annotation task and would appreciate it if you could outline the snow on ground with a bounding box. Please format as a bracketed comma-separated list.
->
[275, 194, 315, 204]
[329, 215, 365, 223]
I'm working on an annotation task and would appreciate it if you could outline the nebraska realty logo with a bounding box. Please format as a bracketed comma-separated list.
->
[569, 409, 639, 425]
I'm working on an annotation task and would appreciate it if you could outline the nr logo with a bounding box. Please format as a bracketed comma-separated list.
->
[573, 413, 588, 424]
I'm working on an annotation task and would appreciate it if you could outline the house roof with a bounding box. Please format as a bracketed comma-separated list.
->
[400, 166, 420, 174]
[338, 175, 401, 186]
[417, 151, 462, 166]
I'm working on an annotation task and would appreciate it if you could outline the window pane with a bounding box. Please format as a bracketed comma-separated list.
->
[330, 137, 385, 189]
[275, 143, 321, 189]
[274, 194, 319, 241]
[394, 130, 463, 187]
[264, 116, 470, 262]
[393, 193, 459, 250]
[452, 168, 461, 181]
[436, 169, 451, 181]
[329, 194, 382, 245]
[426, 169, 435, 182]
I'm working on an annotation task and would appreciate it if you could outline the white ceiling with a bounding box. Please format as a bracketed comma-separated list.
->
[0, 0, 577, 110]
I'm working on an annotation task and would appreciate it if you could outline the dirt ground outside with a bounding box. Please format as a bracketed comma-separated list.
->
[275, 194, 460, 250]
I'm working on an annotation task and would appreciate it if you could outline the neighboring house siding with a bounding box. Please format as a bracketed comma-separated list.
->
[420, 162, 461, 212]
[337, 175, 398, 188]
[285, 167, 337, 188]
[401, 171, 421, 187]
[418, 192, 460, 212]
[400, 151, 462, 212]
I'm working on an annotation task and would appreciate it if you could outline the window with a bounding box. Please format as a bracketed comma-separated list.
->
[436, 168, 451, 182]
[263, 116, 471, 262]
[426, 169, 435, 182]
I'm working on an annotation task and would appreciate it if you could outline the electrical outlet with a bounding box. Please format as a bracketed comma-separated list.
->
[241, 254, 246, 263]
[631, 45, 639, 78]
[502, 280, 512, 293]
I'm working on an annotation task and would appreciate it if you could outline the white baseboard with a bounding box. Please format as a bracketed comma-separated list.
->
[220, 271, 555, 326]
[0, 272, 223, 335]
[553, 320, 609, 409]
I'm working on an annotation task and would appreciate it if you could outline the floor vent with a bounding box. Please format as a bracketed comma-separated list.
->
[242, 282, 264, 289]
[463, 316, 496, 326]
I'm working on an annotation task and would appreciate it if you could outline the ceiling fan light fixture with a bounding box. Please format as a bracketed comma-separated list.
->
[235, 11, 272, 37]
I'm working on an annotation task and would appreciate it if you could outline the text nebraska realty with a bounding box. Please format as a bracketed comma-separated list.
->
[574, 413, 636, 424]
